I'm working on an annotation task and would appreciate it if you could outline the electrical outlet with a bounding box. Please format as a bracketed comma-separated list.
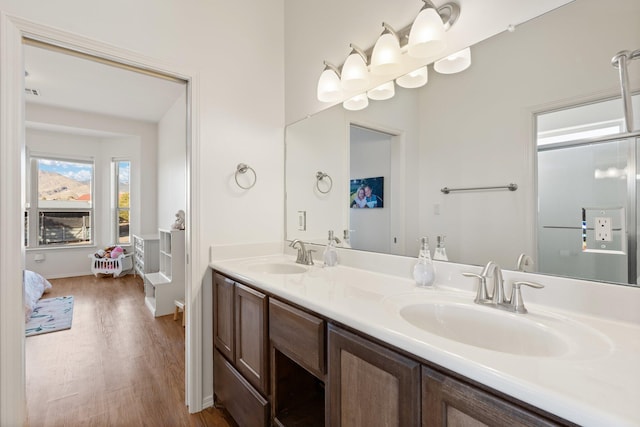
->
[595, 217, 612, 242]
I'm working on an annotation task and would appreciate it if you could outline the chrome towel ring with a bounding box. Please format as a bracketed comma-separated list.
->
[235, 163, 257, 189]
[316, 171, 333, 194]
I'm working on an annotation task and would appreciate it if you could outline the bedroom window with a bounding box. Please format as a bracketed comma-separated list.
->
[114, 160, 131, 244]
[28, 156, 94, 247]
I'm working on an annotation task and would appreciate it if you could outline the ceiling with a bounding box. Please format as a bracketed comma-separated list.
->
[24, 44, 186, 123]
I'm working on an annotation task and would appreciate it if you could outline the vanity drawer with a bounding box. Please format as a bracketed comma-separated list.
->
[214, 350, 269, 427]
[269, 298, 325, 378]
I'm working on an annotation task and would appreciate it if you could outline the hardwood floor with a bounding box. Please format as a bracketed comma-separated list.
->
[26, 274, 233, 427]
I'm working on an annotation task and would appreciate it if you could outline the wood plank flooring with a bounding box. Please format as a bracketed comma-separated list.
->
[26, 274, 234, 427]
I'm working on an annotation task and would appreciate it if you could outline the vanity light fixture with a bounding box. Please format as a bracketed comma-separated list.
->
[434, 47, 471, 74]
[370, 23, 402, 76]
[367, 81, 395, 100]
[396, 66, 428, 89]
[343, 93, 369, 111]
[341, 44, 369, 91]
[317, 61, 342, 102]
[316, 1, 464, 108]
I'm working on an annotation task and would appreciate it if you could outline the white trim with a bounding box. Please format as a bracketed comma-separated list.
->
[0, 12, 27, 426]
[0, 14, 204, 424]
[186, 72, 204, 412]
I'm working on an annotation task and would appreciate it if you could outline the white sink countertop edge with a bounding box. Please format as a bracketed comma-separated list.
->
[210, 254, 640, 427]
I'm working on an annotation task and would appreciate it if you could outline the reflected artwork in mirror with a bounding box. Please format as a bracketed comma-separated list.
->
[285, 0, 640, 286]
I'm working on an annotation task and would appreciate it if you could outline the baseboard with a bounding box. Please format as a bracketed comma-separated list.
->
[201, 394, 214, 410]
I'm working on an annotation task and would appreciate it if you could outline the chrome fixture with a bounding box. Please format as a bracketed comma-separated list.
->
[463, 261, 544, 314]
[317, 1, 469, 110]
[289, 239, 315, 265]
[611, 49, 640, 133]
[441, 183, 518, 194]
[516, 253, 534, 272]
[234, 163, 257, 189]
[315, 171, 333, 194]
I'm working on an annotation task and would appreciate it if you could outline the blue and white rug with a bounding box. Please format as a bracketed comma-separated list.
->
[26, 296, 74, 337]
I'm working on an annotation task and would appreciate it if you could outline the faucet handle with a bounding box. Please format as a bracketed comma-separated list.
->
[462, 272, 490, 303]
[305, 249, 316, 265]
[509, 281, 544, 314]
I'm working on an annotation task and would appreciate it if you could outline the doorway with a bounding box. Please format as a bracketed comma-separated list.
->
[0, 16, 199, 425]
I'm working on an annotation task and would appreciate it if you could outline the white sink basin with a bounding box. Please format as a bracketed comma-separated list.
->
[386, 294, 612, 359]
[246, 262, 308, 275]
[400, 302, 569, 357]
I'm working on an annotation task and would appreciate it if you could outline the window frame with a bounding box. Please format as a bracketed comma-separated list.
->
[113, 159, 131, 245]
[26, 154, 95, 249]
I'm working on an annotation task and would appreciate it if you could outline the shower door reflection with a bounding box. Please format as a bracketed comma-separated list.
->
[538, 137, 637, 284]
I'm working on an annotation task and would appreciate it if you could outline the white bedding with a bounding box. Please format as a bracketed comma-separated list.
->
[24, 270, 52, 321]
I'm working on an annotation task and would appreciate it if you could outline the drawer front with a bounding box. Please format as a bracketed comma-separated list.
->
[269, 298, 325, 378]
[214, 350, 269, 427]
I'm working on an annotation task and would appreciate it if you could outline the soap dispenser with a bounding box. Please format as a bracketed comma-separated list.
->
[413, 237, 435, 287]
[433, 235, 448, 261]
[323, 230, 338, 267]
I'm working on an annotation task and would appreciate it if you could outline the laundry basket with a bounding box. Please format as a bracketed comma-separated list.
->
[89, 253, 133, 278]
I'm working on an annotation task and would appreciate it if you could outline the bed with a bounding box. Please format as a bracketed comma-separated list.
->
[24, 270, 52, 321]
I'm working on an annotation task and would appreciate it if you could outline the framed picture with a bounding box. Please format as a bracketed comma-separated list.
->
[350, 177, 384, 209]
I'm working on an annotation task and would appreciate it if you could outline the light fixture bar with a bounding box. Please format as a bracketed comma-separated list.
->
[369, 2, 459, 56]
[327, 2, 460, 75]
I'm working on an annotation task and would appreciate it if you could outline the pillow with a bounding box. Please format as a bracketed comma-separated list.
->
[23, 270, 52, 321]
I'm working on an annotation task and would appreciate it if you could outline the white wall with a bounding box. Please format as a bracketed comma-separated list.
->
[158, 91, 187, 229]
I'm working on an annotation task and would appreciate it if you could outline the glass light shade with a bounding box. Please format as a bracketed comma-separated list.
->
[370, 33, 402, 75]
[434, 47, 471, 74]
[317, 67, 342, 102]
[395, 66, 428, 89]
[343, 93, 369, 111]
[408, 7, 446, 58]
[367, 81, 395, 101]
[341, 51, 369, 91]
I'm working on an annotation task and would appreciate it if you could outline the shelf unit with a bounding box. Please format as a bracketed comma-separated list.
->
[144, 229, 185, 317]
[132, 234, 159, 277]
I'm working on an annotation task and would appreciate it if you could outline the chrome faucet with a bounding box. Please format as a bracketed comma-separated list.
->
[289, 239, 314, 265]
[483, 261, 506, 305]
[462, 261, 544, 314]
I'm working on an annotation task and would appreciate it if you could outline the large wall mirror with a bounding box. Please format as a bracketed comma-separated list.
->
[285, 0, 640, 286]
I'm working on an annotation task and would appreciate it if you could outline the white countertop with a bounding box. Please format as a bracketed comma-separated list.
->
[210, 254, 640, 427]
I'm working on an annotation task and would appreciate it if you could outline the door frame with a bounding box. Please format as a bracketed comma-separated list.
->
[0, 13, 204, 425]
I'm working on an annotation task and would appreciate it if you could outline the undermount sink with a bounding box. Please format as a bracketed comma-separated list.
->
[389, 295, 612, 358]
[400, 302, 569, 357]
[246, 262, 308, 275]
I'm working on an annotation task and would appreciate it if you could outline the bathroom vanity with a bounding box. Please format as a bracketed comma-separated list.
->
[210, 254, 639, 427]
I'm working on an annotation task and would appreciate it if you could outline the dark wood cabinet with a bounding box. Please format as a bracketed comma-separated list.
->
[213, 273, 235, 362]
[328, 324, 421, 427]
[421, 365, 567, 427]
[213, 273, 269, 426]
[235, 283, 269, 395]
[212, 269, 573, 427]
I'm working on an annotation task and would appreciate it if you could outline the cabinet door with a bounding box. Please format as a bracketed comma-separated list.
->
[328, 324, 421, 427]
[421, 366, 564, 427]
[213, 273, 235, 362]
[235, 283, 269, 395]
